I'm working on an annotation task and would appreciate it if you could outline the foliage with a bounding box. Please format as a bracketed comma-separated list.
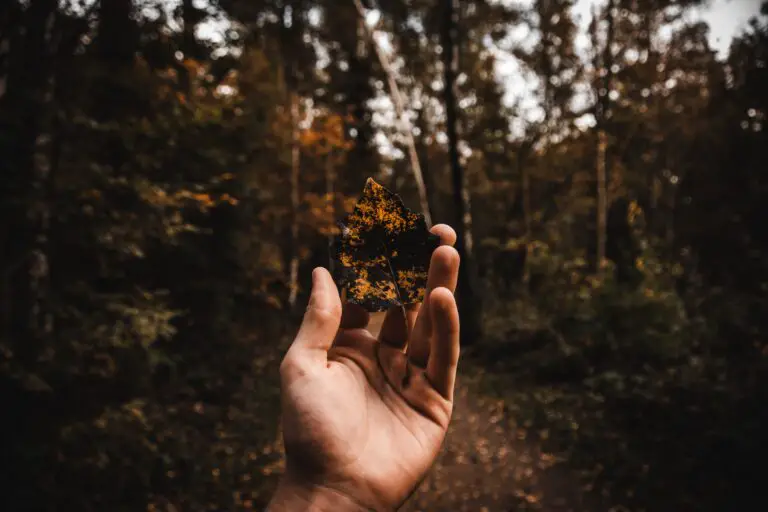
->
[482, 226, 689, 385]
[1, 0, 767, 510]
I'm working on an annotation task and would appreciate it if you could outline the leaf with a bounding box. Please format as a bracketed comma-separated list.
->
[330, 178, 440, 312]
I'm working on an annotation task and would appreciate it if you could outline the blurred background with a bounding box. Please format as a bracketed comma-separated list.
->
[1, 0, 766, 510]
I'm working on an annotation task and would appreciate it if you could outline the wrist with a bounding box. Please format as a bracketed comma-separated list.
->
[267, 476, 374, 512]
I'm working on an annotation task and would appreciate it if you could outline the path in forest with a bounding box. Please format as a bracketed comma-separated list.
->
[399, 371, 590, 512]
[367, 314, 591, 512]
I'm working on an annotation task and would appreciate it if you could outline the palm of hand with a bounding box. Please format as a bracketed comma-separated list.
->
[281, 327, 452, 509]
[276, 224, 460, 511]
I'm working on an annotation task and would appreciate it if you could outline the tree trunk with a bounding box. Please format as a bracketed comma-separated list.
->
[277, 5, 302, 310]
[416, 102, 438, 221]
[287, 92, 301, 308]
[346, 13, 372, 191]
[520, 147, 532, 286]
[594, 0, 615, 276]
[596, 129, 608, 273]
[0, 2, 14, 101]
[325, 149, 336, 249]
[0, 0, 57, 361]
[180, 0, 197, 96]
[441, 0, 481, 343]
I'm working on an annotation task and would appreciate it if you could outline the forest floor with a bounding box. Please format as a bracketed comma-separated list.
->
[259, 315, 768, 511]
[361, 314, 593, 512]
[399, 366, 591, 512]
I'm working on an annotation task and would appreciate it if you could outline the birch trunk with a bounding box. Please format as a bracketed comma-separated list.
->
[287, 93, 301, 308]
[353, 0, 432, 225]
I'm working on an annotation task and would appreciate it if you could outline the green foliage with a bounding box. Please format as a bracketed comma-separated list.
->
[483, 238, 688, 378]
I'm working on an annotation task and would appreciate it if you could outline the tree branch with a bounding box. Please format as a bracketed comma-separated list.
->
[352, 0, 432, 227]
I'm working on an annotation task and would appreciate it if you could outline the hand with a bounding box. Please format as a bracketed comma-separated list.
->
[268, 225, 461, 512]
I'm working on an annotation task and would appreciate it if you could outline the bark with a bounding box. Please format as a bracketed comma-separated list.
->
[594, 0, 615, 276]
[441, 0, 481, 343]
[287, 92, 301, 308]
[0, 0, 57, 360]
[596, 129, 608, 273]
[325, 146, 336, 250]
[0, 1, 21, 340]
[345, 12, 374, 189]
[180, 0, 197, 95]
[277, 4, 302, 310]
[0, 4, 13, 101]
[96, 0, 136, 64]
[520, 145, 532, 286]
[416, 102, 438, 221]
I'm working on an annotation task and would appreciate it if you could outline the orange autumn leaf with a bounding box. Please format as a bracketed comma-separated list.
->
[330, 178, 439, 312]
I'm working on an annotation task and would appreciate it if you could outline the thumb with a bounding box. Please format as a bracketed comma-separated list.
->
[291, 267, 342, 358]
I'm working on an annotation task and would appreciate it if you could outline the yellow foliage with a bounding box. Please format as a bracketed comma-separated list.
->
[141, 187, 239, 212]
[220, 193, 239, 206]
[299, 112, 354, 156]
[182, 58, 203, 74]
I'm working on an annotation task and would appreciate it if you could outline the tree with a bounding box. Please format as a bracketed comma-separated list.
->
[441, 0, 482, 342]
[3, 1, 768, 510]
[512, 0, 584, 282]
[590, 0, 616, 275]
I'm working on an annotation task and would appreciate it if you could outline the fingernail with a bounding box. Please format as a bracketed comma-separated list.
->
[312, 267, 321, 288]
[310, 268, 324, 307]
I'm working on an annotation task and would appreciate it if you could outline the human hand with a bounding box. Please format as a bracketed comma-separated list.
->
[267, 225, 460, 512]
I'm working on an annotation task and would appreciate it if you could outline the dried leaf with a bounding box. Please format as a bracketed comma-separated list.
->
[330, 178, 439, 312]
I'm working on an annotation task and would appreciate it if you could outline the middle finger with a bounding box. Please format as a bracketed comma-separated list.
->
[378, 224, 457, 350]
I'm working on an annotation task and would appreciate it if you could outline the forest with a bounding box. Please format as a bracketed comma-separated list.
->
[1, 0, 767, 510]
